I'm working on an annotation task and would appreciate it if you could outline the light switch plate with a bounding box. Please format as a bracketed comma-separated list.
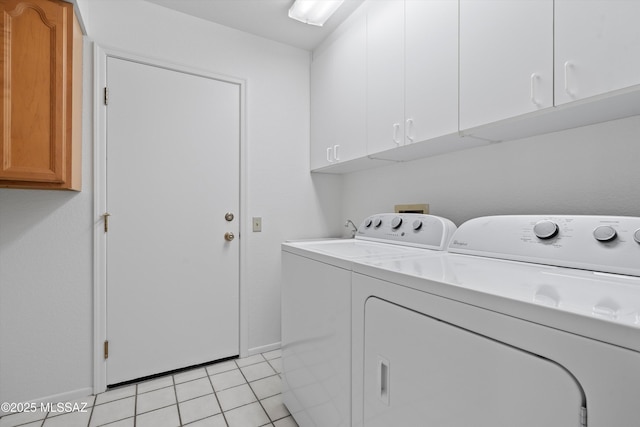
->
[253, 217, 262, 232]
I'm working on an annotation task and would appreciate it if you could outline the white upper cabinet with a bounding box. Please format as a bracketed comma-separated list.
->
[366, 0, 405, 155]
[459, 0, 553, 131]
[310, 0, 640, 173]
[367, 0, 458, 156]
[555, 0, 640, 105]
[310, 13, 367, 170]
[405, 0, 458, 147]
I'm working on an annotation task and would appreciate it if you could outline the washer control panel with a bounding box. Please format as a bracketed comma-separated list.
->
[449, 215, 640, 277]
[356, 213, 457, 250]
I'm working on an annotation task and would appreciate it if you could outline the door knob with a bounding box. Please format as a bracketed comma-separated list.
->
[224, 232, 235, 242]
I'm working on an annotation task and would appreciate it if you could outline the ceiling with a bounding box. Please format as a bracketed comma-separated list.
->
[143, 0, 365, 51]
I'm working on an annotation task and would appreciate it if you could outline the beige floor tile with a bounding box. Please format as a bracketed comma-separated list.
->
[261, 394, 290, 422]
[274, 416, 299, 427]
[137, 376, 174, 394]
[178, 394, 221, 425]
[0, 409, 47, 427]
[241, 362, 276, 382]
[94, 385, 136, 405]
[249, 375, 282, 400]
[217, 384, 257, 411]
[42, 410, 91, 427]
[210, 369, 246, 392]
[183, 413, 227, 427]
[262, 349, 282, 360]
[175, 378, 213, 402]
[267, 358, 282, 374]
[136, 386, 176, 414]
[206, 360, 237, 376]
[136, 405, 180, 427]
[224, 402, 270, 427]
[235, 354, 265, 368]
[174, 368, 207, 385]
[89, 396, 135, 427]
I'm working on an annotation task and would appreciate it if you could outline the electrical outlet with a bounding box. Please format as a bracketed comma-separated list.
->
[253, 217, 262, 232]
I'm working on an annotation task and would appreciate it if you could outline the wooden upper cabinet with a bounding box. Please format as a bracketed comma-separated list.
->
[0, 0, 82, 190]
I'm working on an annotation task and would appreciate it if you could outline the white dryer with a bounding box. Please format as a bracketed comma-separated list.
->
[352, 215, 640, 427]
[281, 213, 456, 427]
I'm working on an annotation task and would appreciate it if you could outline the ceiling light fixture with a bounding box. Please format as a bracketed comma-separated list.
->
[288, 0, 345, 27]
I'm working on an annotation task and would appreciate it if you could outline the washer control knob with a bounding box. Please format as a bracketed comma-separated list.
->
[413, 220, 423, 231]
[593, 225, 617, 242]
[533, 220, 559, 240]
[391, 217, 403, 229]
[373, 218, 382, 228]
[364, 218, 373, 228]
[634, 229, 640, 244]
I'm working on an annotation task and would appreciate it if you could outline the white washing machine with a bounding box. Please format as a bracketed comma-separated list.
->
[281, 213, 456, 427]
[352, 215, 640, 427]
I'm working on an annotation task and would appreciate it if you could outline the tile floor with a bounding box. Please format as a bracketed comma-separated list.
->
[0, 350, 298, 427]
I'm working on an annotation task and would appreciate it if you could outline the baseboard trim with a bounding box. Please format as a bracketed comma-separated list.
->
[248, 342, 281, 356]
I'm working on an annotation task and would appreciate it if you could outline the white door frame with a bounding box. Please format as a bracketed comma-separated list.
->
[92, 44, 249, 394]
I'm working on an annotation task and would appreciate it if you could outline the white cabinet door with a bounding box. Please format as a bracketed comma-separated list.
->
[368, 0, 458, 156]
[363, 297, 584, 427]
[555, 0, 640, 105]
[310, 14, 366, 170]
[460, 0, 553, 131]
[405, 0, 458, 144]
[366, 0, 405, 155]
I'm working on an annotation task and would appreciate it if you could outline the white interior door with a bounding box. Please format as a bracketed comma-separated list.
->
[105, 57, 240, 385]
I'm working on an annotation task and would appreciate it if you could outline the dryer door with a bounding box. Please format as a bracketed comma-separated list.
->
[363, 297, 585, 427]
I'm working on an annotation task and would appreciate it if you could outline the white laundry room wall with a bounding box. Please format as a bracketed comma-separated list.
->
[341, 115, 640, 227]
[0, 0, 343, 405]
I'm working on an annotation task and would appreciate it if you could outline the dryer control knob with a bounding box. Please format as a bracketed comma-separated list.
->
[412, 220, 423, 231]
[533, 220, 559, 240]
[634, 229, 640, 244]
[391, 217, 403, 229]
[373, 218, 382, 228]
[364, 218, 373, 228]
[593, 225, 617, 242]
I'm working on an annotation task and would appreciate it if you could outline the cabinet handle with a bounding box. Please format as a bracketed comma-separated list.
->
[564, 61, 573, 97]
[392, 123, 401, 145]
[326, 146, 333, 163]
[406, 118, 414, 143]
[378, 356, 390, 405]
[530, 73, 540, 106]
[333, 145, 340, 161]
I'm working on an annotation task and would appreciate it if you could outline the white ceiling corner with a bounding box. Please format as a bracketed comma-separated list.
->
[143, 0, 365, 51]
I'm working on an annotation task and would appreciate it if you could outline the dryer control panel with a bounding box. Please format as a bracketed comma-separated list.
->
[448, 215, 640, 277]
[356, 213, 457, 250]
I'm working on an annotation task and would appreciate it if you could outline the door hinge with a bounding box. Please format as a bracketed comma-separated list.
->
[580, 406, 587, 427]
[104, 340, 109, 359]
[104, 87, 109, 105]
[103, 212, 111, 233]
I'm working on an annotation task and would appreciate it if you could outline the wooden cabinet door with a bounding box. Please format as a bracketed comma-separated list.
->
[310, 14, 366, 170]
[0, 0, 81, 189]
[459, 0, 553, 131]
[366, 0, 404, 156]
[555, 0, 640, 105]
